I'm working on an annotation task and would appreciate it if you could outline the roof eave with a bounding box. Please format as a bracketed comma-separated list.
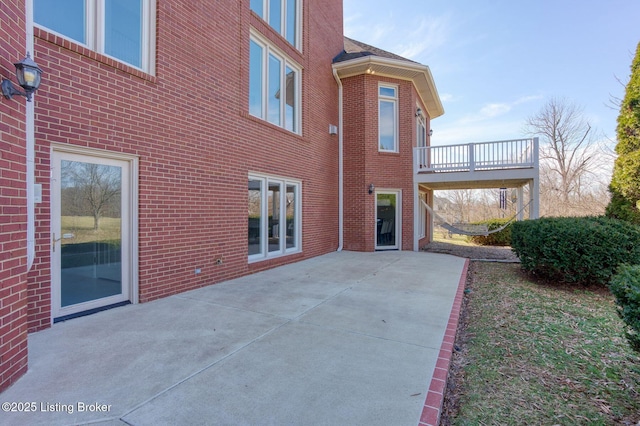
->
[332, 56, 445, 119]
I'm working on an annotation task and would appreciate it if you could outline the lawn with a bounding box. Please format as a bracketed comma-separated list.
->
[443, 262, 640, 425]
[61, 216, 121, 245]
[433, 228, 475, 246]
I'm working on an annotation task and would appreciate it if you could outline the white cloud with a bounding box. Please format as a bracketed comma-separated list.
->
[395, 14, 452, 60]
[432, 119, 524, 146]
[433, 95, 545, 145]
[439, 93, 455, 102]
[460, 94, 543, 124]
[344, 9, 452, 62]
[513, 94, 544, 106]
[479, 103, 511, 118]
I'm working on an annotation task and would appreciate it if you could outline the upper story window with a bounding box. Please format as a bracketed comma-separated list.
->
[33, 0, 155, 73]
[417, 106, 427, 148]
[250, 0, 301, 49]
[379, 84, 398, 152]
[249, 32, 301, 134]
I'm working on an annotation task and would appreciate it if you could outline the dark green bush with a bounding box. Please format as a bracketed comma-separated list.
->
[605, 189, 640, 225]
[511, 216, 640, 286]
[610, 264, 640, 352]
[467, 218, 513, 246]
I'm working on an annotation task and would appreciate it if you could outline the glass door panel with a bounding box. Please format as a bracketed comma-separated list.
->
[376, 191, 399, 250]
[52, 151, 130, 319]
[268, 181, 282, 253]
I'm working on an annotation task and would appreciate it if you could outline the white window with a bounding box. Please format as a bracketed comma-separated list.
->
[249, 33, 301, 134]
[248, 174, 301, 262]
[250, 0, 301, 48]
[417, 106, 427, 148]
[379, 84, 398, 152]
[32, 0, 156, 73]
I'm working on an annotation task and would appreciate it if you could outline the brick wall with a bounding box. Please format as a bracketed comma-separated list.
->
[0, 0, 28, 392]
[25, 0, 344, 331]
[342, 74, 427, 251]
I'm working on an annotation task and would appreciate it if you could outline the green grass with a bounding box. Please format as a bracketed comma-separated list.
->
[434, 229, 475, 246]
[61, 216, 121, 245]
[452, 262, 640, 425]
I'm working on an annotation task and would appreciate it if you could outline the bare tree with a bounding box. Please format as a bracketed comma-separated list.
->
[525, 98, 598, 210]
[440, 189, 476, 223]
[62, 163, 121, 230]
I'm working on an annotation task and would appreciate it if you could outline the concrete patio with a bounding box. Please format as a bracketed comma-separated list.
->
[0, 251, 467, 426]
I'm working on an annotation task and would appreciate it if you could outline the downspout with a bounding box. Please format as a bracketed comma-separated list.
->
[26, 0, 35, 270]
[332, 68, 343, 252]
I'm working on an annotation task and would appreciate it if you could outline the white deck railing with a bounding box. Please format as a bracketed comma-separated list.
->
[414, 138, 539, 174]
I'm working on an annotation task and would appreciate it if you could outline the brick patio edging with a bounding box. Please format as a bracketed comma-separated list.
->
[419, 258, 470, 425]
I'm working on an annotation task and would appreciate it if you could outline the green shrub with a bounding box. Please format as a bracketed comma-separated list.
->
[610, 264, 640, 352]
[467, 218, 513, 246]
[511, 216, 640, 286]
[605, 189, 640, 225]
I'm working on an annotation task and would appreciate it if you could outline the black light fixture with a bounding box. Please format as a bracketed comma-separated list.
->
[2, 52, 43, 102]
[415, 107, 423, 117]
[368, 183, 375, 194]
[429, 129, 433, 136]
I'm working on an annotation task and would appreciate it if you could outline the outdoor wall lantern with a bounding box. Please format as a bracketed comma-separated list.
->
[429, 129, 434, 136]
[2, 53, 43, 102]
[368, 183, 375, 194]
[415, 107, 423, 117]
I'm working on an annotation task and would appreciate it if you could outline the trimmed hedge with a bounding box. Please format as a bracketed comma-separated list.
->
[511, 216, 640, 286]
[467, 218, 513, 246]
[610, 264, 640, 352]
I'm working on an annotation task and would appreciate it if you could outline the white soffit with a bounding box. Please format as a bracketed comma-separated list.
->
[332, 56, 445, 119]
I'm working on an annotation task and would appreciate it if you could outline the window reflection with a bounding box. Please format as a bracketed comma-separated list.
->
[248, 179, 262, 256]
[268, 54, 282, 126]
[34, 0, 86, 44]
[268, 181, 282, 253]
[105, 0, 143, 68]
[286, 185, 296, 249]
[249, 40, 264, 118]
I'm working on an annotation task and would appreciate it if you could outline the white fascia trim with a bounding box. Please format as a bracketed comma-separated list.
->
[332, 56, 444, 119]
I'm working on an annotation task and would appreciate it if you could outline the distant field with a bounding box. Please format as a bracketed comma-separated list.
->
[61, 216, 121, 244]
[433, 227, 474, 246]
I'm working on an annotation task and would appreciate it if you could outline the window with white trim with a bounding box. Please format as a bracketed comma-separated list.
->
[250, 0, 301, 48]
[32, 0, 155, 73]
[417, 106, 427, 148]
[248, 174, 301, 261]
[379, 84, 398, 152]
[249, 33, 301, 133]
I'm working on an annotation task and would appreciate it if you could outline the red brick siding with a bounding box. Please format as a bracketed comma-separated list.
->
[25, 0, 343, 331]
[342, 74, 427, 251]
[0, 0, 28, 392]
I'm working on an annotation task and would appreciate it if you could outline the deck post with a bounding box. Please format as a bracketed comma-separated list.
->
[517, 186, 524, 220]
[530, 178, 540, 219]
[530, 137, 540, 219]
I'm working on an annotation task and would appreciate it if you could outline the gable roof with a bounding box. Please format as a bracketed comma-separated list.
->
[333, 37, 417, 64]
[332, 37, 444, 119]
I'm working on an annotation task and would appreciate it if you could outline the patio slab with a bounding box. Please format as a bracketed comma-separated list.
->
[0, 251, 466, 426]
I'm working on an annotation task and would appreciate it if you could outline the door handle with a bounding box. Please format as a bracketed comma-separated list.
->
[52, 233, 74, 252]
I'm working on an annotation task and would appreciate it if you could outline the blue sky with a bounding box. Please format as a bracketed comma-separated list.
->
[344, 0, 640, 147]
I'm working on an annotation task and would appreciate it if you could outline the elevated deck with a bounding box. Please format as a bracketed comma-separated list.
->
[414, 138, 539, 190]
